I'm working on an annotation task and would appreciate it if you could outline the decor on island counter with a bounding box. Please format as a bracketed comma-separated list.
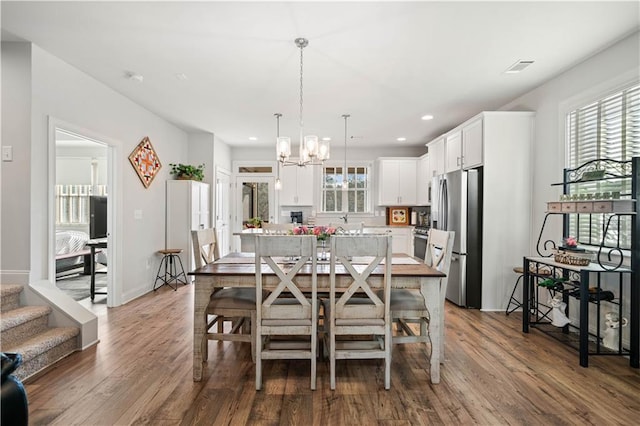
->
[276, 38, 330, 168]
[128, 136, 162, 188]
[246, 217, 262, 228]
[168, 163, 204, 181]
[290, 225, 336, 260]
[386, 207, 410, 226]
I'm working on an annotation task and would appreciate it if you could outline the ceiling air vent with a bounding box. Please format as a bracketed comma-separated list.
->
[504, 60, 534, 74]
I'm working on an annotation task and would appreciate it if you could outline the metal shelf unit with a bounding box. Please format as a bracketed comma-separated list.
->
[523, 157, 638, 368]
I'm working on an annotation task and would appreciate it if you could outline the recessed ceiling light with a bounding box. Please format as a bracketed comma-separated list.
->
[322, 137, 331, 141]
[421, 114, 434, 121]
[504, 60, 534, 74]
[175, 73, 188, 81]
[397, 137, 407, 142]
[249, 137, 258, 141]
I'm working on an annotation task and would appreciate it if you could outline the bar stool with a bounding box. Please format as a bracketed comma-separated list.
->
[506, 266, 526, 315]
[506, 266, 551, 315]
[154, 249, 187, 291]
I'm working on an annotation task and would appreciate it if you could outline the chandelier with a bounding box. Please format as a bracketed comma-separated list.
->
[276, 38, 330, 167]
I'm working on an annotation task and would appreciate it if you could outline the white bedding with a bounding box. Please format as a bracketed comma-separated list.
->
[56, 230, 89, 255]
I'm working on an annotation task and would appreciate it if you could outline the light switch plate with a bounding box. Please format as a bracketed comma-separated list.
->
[2, 146, 12, 161]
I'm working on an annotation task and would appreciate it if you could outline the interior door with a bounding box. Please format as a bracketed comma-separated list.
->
[235, 176, 275, 230]
[216, 168, 231, 257]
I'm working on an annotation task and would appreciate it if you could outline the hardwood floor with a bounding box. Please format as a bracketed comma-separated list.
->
[24, 285, 639, 425]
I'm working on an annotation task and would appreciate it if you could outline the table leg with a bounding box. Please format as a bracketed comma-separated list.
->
[420, 277, 441, 384]
[193, 278, 214, 381]
[90, 246, 96, 301]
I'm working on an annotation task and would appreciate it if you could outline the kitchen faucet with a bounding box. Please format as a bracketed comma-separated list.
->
[340, 213, 348, 224]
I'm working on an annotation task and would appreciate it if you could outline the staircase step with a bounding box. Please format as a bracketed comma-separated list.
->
[1, 305, 52, 350]
[0, 284, 23, 311]
[3, 326, 80, 381]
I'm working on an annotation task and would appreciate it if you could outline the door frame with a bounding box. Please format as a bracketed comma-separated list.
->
[215, 166, 231, 257]
[48, 117, 122, 307]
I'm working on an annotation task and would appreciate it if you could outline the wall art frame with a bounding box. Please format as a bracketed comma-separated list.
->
[387, 206, 410, 226]
[128, 136, 162, 188]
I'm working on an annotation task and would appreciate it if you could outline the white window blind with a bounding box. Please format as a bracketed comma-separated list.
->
[566, 83, 640, 248]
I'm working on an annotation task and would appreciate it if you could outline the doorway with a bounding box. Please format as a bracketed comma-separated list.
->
[215, 167, 231, 257]
[53, 127, 111, 305]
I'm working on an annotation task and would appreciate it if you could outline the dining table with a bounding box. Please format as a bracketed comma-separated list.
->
[189, 252, 446, 384]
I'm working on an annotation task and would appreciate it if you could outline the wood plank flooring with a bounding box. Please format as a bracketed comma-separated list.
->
[24, 285, 640, 425]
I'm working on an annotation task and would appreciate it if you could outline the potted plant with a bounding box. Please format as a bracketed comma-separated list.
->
[169, 163, 205, 181]
[246, 217, 262, 228]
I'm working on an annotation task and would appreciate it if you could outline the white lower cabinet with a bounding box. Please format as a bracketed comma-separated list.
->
[364, 226, 413, 254]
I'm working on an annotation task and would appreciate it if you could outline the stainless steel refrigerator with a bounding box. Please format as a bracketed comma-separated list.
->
[432, 168, 483, 308]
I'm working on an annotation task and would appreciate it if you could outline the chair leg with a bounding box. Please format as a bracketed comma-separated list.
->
[250, 311, 257, 363]
[311, 320, 317, 390]
[385, 326, 391, 390]
[506, 274, 524, 315]
[255, 331, 262, 390]
[330, 323, 336, 390]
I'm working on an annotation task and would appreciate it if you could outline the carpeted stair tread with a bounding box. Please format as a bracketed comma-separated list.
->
[0, 284, 23, 311]
[0, 284, 24, 297]
[5, 327, 79, 381]
[3, 326, 79, 362]
[1, 305, 51, 331]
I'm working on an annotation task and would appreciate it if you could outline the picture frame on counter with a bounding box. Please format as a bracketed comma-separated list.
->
[386, 207, 410, 226]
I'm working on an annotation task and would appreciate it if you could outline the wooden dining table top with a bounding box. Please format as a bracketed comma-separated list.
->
[189, 252, 446, 279]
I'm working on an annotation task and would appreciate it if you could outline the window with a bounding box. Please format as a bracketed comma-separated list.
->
[321, 164, 371, 213]
[566, 83, 640, 248]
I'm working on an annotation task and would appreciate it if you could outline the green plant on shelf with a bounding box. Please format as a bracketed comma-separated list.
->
[169, 163, 204, 181]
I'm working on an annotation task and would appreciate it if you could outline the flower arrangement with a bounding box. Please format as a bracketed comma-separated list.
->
[564, 236, 578, 248]
[313, 225, 336, 241]
[290, 225, 336, 241]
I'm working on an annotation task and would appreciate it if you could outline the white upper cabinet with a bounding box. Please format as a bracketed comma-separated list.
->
[279, 164, 314, 205]
[445, 130, 462, 174]
[461, 117, 483, 169]
[416, 153, 431, 205]
[377, 158, 417, 206]
[428, 137, 445, 177]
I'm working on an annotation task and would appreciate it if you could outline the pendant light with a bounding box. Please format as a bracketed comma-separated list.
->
[276, 38, 330, 167]
[341, 114, 350, 191]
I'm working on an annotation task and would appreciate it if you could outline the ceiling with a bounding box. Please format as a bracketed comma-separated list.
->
[2, 1, 639, 150]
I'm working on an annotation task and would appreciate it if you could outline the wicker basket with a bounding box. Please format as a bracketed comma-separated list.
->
[553, 249, 594, 266]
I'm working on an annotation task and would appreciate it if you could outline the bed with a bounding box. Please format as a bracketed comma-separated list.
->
[55, 230, 92, 275]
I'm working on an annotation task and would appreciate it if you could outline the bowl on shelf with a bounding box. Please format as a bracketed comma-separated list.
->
[553, 248, 594, 266]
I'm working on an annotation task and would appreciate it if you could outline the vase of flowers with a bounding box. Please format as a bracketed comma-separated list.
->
[313, 225, 336, 261]
[290, 225, 336, 260]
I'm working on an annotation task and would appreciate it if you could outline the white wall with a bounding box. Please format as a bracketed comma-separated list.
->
[1, 42, 32, 283]
[1, 41, 192, 305]
[500, 31, 640, 255]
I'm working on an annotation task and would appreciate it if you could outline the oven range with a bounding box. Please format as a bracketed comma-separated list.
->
[413, 226, 430, 260]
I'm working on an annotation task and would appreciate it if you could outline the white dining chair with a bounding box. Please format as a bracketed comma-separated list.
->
[254, 234, 318, 390]
[325, 234, 393, 390]
[192, 228, 260, 362]
[387, 229, 454, 360]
